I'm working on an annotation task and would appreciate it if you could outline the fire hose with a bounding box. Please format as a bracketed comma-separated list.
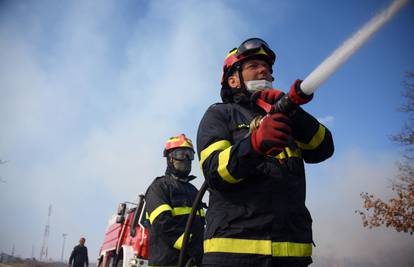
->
[178, 0, 410, 266]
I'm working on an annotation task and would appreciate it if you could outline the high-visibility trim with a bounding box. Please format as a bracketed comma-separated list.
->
[150, 205, 205, 224]
[172, 207, 205, 217]
[172, 206, 192, 216]
[198, 208, 205, 217]
[149, 204, 172, 224]
[173, 233, 192, 250]
[225, 49, 237, 59]
[204, 238, 312, 257]
[199, 139, 242, 184]
[254, 47, 271, 57]
[200, 140, 231, 167]
[275, 150, 287, 160]
[204, 238, 271, 255]
[297, 124, 326, 150]
[218, 146, 243, 184]
[285, 147, 301, 158]
[272, 242, 312, 257]
[276, 147, 302, 159]
[173, 233, 185, 250]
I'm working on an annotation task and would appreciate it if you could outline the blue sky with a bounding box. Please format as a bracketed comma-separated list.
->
[1, 0, 413, 266]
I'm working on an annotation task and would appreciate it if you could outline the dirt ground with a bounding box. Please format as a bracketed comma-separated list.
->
[1, 261, 67, 267]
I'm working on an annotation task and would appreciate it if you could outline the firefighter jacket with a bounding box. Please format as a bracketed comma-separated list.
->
[197, 98, 334, 267]
[145, 174, 205, 266]
[69, 245, 89, 267]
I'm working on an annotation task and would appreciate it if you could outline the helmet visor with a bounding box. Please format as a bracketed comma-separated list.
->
[169, 148, 194, 161]
[236, 38, 273, 57]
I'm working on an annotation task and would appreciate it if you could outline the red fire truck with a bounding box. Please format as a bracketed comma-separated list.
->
[97, 194, 149, 267]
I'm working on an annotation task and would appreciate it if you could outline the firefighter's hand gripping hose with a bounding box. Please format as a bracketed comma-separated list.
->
[251, 88, 285, 106]
[248, 80, 307, 158]
[250, 113, 292, 156]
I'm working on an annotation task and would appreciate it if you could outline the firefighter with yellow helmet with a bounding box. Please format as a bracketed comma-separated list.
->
[196, 38, 334, 266]
[145, 134, 205, 266]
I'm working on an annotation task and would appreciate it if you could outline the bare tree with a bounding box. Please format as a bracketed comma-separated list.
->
[357, 72, 414, 234]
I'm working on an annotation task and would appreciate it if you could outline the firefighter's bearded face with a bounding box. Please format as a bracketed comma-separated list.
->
[167, 148, 194, 178]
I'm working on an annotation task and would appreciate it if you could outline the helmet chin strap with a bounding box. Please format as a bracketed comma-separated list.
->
[230, 64, 252, 99]
[237, 65, 247, 93]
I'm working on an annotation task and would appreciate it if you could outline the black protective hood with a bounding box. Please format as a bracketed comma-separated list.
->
[165, 159, 196, 182]
[220, 84, 253, 104]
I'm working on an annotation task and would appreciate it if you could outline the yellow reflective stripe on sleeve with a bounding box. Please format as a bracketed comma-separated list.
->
[204, 238, 312, 257]
[200, 140, 231, 167]
[297, 124, 326, 150]
[171, 206, 205, 217]
[285, 147, 302, 158]
[172, 206, 192, 216]
[275, 147, 301, 159]
[199, 140, 242, 184]
[149, 204, 172, 224]
[276, 154, 285, 159]
[218, 146, 243, 184]
[198, 208, 205, 217]
[173, 233, 185, 250]
[275, 150, 287, 160]
[272, 242, 312, 257]
[173, 233, 192, 250]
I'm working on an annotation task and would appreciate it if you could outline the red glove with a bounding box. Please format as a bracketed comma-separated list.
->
[288, 79, 313, 105]
[251, 89, 284, 104]
[251, 113, 291, 156]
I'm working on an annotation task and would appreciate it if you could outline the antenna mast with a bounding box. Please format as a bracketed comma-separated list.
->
[39, 204, 52, 261]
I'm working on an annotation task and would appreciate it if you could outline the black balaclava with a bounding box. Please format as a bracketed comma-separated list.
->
[165, 152, 192, 181]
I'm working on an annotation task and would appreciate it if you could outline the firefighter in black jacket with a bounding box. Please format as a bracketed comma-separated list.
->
[197, 38, 334, 267]
[145, 134, 205, 266]
[68, 237, 88, 267]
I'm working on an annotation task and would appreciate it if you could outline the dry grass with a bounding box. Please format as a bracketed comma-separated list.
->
[1, 261, 67, 267]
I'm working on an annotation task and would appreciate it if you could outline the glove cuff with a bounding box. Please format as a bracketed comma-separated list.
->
[288, 79, 313, 105]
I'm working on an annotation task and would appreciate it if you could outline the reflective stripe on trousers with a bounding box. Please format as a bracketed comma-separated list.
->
[204, 238, 312, 257]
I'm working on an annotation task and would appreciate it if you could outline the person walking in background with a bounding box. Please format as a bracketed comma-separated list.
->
[69, 237, 89, 267]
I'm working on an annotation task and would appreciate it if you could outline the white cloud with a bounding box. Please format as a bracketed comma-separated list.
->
[0, 0, 245, 259]
[317, 115, 335, 125]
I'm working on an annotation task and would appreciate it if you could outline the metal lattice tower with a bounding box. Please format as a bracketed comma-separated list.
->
[39, 204, 52, 261]
[61, 233, 67, 262]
